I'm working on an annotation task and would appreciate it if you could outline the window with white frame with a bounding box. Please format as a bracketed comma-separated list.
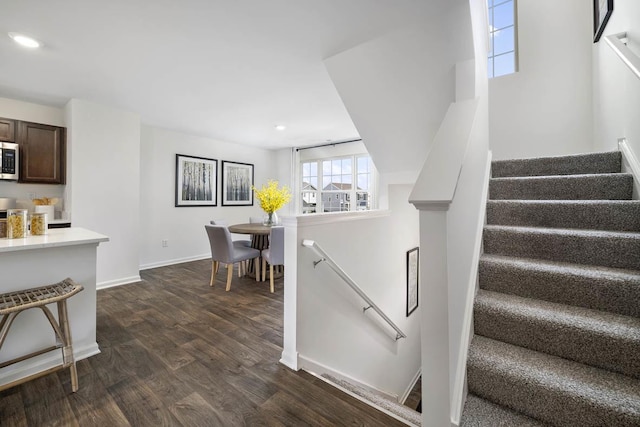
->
[488, 0, 517, 78]
[300, 154, 376, 214]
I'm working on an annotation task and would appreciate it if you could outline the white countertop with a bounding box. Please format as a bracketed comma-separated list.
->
[0, 227, 109, 253]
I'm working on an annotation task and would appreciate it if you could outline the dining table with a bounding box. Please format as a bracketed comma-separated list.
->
[228, 223, 283, 280]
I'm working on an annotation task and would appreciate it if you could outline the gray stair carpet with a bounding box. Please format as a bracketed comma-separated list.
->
[461, 150, 640, 426]
[320, 374, 421, 426]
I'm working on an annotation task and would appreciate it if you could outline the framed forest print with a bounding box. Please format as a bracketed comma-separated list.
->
[175, 154, 217, 207]
[221, 161, 254, 206]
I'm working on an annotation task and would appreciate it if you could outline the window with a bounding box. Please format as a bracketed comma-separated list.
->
[488, 0, 517, 78]
[300, 155, 376, 214]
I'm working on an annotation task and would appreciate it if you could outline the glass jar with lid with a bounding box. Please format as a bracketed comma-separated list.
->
[30, 212, 48, 236]
[7, 209, 28, 238]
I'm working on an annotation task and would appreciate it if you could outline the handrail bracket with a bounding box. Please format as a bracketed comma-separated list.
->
[313, 258, 326, 268]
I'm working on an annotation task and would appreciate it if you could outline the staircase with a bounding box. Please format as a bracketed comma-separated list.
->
[461, 151, 640, 426]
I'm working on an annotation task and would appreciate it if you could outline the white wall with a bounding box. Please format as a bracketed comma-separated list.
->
[289, 185, 421, 400]
[0, 97, 65, 207]
[139, 125, 279, 269]
[324, 0, 473, 179]
[592, 0, 640, 159]
[489, 0, 594, 160]
[65, 99, 141, 287]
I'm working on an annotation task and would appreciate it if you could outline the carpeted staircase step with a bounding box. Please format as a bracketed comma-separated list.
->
[460, 394, 549, 427]
[483, 225, 640, 270]
[489, 173, 633, 200]
[486, 200, 640, 231]
[474, 290, 640, 378]
[491, 151, 622, 178]
[320, 374, 421, 426]
[467, 335, 640, 427]
[479, 255, 640, 318]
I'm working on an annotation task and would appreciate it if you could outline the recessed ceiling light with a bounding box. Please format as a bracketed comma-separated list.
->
[274, 125, 286, 131]
[8, 32, 42, 49]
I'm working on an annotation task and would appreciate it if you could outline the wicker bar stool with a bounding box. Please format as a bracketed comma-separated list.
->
[0, 278, 83, 392]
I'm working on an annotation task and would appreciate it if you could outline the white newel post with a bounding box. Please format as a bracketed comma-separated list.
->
[414, 203, 451, 426]
[280, 216, 299, 370]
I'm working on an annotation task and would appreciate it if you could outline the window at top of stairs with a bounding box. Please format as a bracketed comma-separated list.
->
[488, 0, 518, 78]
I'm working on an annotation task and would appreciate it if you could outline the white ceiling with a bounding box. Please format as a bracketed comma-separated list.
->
[0, 1, 432, 149]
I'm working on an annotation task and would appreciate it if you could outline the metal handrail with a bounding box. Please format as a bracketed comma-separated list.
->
[604, 32, 640, 80]
[302, 239, 407, 341]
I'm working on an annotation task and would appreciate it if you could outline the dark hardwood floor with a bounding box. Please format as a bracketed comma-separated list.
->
[0, 259, 407, 426]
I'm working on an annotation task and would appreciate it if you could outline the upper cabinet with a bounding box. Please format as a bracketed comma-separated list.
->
[18, 121, 66, 184]
[0, 118, 16, 142]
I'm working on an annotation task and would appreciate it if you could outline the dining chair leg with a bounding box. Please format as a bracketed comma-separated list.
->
[262, 258, 267, 282]
[270, 265, 275, 293]
[255, 257, 260, 282]
[214, 261, 220, 274]
[226, 263, 234, 291]
[210, 261, 216, 286]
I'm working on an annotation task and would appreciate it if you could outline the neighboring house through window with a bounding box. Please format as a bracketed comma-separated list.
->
[298, 142, 376, 214]
[488, 0, 517, 78]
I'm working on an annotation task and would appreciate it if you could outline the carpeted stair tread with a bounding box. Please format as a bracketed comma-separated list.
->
[483, 225, 640, 270]
[474, 289, 640, 378]
[489, 173, 633, 200]
[467, 335, 640, 427]
[320, 374, 421, 426]
[491, 151, 622, 178]
[460, 394, 550, 427]
[479, 254, 640, 318]
[486, 200, 640, 231]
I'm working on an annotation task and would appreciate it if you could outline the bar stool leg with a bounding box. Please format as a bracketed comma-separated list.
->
[58, 300, 78, 392]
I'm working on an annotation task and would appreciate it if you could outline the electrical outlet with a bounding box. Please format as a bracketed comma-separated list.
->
[162, 239, 168, 247]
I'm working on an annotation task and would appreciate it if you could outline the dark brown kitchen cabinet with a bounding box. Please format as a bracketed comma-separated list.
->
[18, 121, 66, 184]
[0, 118, 16, 142]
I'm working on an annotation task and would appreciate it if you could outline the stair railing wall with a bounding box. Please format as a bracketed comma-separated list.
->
[302, 239, 407, 340]
[281, 196, 422, 403]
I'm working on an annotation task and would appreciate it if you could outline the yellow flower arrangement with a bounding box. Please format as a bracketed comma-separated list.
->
[252, 180, 291, 214]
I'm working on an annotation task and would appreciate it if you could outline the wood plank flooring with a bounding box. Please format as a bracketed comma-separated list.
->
[0, 259, 408, 426]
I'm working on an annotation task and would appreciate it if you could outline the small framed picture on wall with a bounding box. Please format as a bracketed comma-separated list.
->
[593, 0, 614, 43]
[406, 247, 419, 317]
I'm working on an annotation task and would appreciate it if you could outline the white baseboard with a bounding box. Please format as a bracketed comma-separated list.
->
[298, 354, 399, 402]
[619, 138, 640, 200]
[400, 367, 422, 405]
[139, 253, 210, 271]
[97, 275, 142, 290]
[450, 150, 492, 425]
[279, 350, 299, 371]
[0, 342, 100, 387]
[95, 253, 213, 291]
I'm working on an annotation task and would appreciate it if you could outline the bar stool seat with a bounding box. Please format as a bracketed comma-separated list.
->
[0, 278, 83, 393]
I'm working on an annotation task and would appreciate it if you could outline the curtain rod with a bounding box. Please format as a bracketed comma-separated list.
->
[295, 139, 362, 152]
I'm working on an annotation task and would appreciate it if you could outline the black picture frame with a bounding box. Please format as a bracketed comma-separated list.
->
[406, 247, 419, 317]
[593, 0, 614, 43]
[175, 154, 217, 207]
[221, 161, 254, 206]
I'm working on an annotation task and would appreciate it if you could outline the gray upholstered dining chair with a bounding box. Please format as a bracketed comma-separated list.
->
[261, 226, 284, 293]
[205, 225, 261, 291]
[210, 219, 251, 248]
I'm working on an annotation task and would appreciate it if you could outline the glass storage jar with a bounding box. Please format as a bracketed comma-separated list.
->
[30, 212, 48, 236]
[7, 209, 28, 238]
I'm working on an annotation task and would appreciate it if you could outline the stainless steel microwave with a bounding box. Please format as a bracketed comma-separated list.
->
[0, 142, 19, 181]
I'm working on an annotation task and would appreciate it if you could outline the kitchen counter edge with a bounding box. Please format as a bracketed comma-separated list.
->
[0, 227, 109, 253]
